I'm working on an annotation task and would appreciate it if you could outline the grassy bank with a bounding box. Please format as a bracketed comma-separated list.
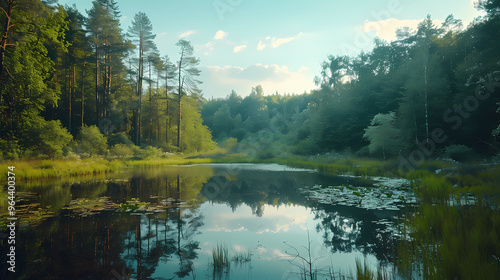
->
[0, 156, 214, 183]
[2, 154, 499, 206]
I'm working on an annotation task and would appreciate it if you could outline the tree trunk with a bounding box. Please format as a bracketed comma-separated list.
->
[177, 53, 183, 151]
[0, 0, 13, 80]
[424, 46, 429, 150]
[0, 0, 14, 132]
[148, 59, 152, 144]
[165, 69, 169, 145]
[95, 30, 100, 127]
[136, 31, 143, 146]
[156, 69, 160, 145]
[69, 65, 73, 134]
[81, 61, 85, 128]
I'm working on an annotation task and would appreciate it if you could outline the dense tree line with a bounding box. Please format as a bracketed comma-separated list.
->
[1, 0, 499, 161]
[202, 3, 500, 160]
[0, 0, 214, 159]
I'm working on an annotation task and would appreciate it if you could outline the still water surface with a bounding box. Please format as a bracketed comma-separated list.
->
[1, 163, 403, 279]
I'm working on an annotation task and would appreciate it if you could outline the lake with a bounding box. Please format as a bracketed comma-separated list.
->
[1, 163, 411, 279]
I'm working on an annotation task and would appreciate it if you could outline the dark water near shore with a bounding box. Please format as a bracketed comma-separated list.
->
[1, 163, 403, 279]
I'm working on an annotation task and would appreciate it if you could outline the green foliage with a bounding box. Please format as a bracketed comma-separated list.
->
[355, 258, 391, 280]
[21, 116, 73, 159]
[109, 144, 134, 158]
[180, 97, 216, 153]
[0, 158, 121, 182]
[444, 144, 473, 161]
[363, 112, 402, 159]
[135, 145, 164, 159]
[75, 125, 107, 157]
[220, 137, 238, 152]
[107, 132, 134, 147]
[397, 203, 500, 280]
[0, 139, 20, 160]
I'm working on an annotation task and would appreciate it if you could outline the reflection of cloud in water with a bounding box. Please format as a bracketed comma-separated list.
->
[202, 203, 308, 234]
[233, 244, 245, 252]
[201, 163, 317, 172]
[272, 249, 294, 260]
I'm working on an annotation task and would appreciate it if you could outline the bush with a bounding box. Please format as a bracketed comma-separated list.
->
[220, 137, 238, 151]
[107, 132, 134, 147]
[444, 144, 473, 162]
[135, 146, 164, 159]
[110, 144, 134, 158]
[156, 142, 180, 153]
[75, 125, 107, 157]
[21, 117, 73, 159]
[0, 139, 20, 160]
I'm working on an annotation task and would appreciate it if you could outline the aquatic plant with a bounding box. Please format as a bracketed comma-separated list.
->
[232, 250, 252, 263]
[395, 202, 500, 279]
[355, 258, 393, 280]
[211, 243, 230, 271]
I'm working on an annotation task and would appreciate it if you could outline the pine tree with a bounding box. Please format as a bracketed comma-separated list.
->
[175, 39, 201, 151]
[127, 11, 156, 146]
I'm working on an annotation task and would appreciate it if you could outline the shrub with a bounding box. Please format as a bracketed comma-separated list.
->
[0, 139, 20, 160]
[107, 132, 134, 147]
[110, 144, 134, 158]
[220, 137, 238, 151]
[21, 117, 73, 159]
[444, 144, 473, 162]
[75, 125, 107, 157]
[135, 146, 164, 159]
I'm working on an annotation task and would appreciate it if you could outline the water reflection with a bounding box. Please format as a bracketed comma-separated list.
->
[0, 164, 397, 279]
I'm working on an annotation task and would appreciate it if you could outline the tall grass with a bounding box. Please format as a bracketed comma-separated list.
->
[0, 158, 122, 182]
[212, 243, 230, 272]
[123, 157, 213, 167]
[0, 156, 214, 183]
[396, 202, 500, 280]
[355, 258, 393, 280]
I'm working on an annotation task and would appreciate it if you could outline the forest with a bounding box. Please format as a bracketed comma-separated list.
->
[0, 0, 499, 163]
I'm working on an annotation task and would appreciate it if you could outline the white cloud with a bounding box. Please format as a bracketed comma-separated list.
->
[271, 37, 295, 48]
[178, 30, 196, 38]
[257, 40, 266, 51]
[233, 44, 247, 53]
[262, 32, 303, 49]
[202, 64, 314, 97]
[362, 18, 443, 42]
[196, 41, 215, 56]
[214, 30, 228, 40]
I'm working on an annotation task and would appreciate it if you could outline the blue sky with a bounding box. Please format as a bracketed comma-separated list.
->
[59, 0, 482, 99]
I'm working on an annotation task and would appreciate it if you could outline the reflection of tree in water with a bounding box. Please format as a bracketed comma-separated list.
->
[311, 203, 396, 262]
[313, 211, 362, 253]
[201, 170, 313, 216]
[119, 175, 204, 279]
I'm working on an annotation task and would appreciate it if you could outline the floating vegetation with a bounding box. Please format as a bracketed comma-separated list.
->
[301, 178, 417, 211]
[0, 192, 55, 227]
[118, 198, 150, 212]
[63, 197, 119, 217]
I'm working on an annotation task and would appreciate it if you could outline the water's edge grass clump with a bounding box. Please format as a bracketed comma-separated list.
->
[212, 243, 230, 273]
